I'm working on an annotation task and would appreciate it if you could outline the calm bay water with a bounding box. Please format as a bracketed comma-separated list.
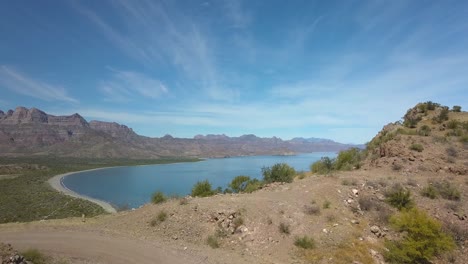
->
[63, 152, 336, 208]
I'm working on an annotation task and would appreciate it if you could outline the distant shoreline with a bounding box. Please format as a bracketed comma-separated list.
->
[48, 167, 118, 214]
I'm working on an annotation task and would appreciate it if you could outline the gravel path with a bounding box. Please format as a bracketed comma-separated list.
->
[0, 229, 206, 264]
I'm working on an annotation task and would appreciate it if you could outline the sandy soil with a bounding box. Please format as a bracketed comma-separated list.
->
[48, 169, 117, 213]
[3, 167, 467, 264]
[0, 229, 207, 264]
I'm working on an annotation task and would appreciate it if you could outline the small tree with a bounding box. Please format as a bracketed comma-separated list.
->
[310, 157, 334, 174]
[191, 180, 215, 197]
[384, 208, 455, 263]
[229, 175, 251, 193]
[151, 191, 166, 204]
[452, 105, 461, 112]
[385, 185, 414, 210]
[262, 163, 296, 183]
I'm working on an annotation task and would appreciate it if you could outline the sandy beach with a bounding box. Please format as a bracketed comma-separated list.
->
[48, 168, 117, 213]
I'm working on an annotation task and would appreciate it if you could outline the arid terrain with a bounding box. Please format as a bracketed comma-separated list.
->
[0, 107, 359, 159]
[1, 102, 467, 264]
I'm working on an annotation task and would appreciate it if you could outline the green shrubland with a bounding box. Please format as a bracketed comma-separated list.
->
[384, 208, 455, 263]
[262, 163, 296, 183]
[310, 148, 363, 174]
[191, 180, 215, 197]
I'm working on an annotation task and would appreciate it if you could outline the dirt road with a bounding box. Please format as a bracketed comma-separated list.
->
[0, 229, 207, 264]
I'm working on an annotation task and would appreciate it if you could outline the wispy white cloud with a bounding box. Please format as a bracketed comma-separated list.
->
[0, 66, 78, 103]
[74, 0, 236, 101]
[99, 69, 168, 102]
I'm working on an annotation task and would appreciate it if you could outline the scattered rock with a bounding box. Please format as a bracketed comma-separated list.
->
[370, 225, 380, 234]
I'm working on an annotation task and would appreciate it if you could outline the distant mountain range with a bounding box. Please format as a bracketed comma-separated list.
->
[0, 107, 362, 159]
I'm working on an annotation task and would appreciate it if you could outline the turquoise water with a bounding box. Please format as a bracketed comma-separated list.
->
[63, 152, 336, 208]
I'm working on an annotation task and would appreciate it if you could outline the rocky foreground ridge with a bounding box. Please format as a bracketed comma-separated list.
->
[0, 107, 358, 158]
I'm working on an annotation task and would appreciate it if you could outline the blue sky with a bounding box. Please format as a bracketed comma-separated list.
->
[1, 0, 467, 144]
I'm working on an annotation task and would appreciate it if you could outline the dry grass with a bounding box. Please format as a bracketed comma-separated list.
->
[305, 238, 377, 264]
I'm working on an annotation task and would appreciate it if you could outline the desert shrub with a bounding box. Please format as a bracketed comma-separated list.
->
[433, 181, 461, 201]
[447, 120, 459, 129]
[310, 157, 334, 174]
[334, 148, 363, 170]
[409, 143, 424, 152]
[304, 204, 321, 215]
[262, 163, 296, 183]
[385, 184, 414, 210]
[341, 178, 357, 186]
[206, 235, 219, 248]
[279, 222, 290, 235]
[421, 185, 438, 199]
[322, 200, 331, 209]
[244, 179, 262, 193]
[232, 217, 244, 229]
[294, 236, 316, 249]
[150, 211, 167, 226]
[229, 175, 251, 193]
[151, 191, 166, 204]
[460, 135, 468, 143]
[326, 213, 336, 222]
[403, 109, 422, 128]
[417, 125, 431, 136]
[426, 101, 440, 110]
[452, 105, 461, 112]
[191, 180, 215, 197]
[442, 220, 468, 245]
[433, 106, 449, 123]
[384, 208, 455, 264]
[446, 146, 458, 157]
[444, 201, 460, 212]
[358, 195, 377, 211]
[433, 135, 448, 144]
[22, 249, 48, 264]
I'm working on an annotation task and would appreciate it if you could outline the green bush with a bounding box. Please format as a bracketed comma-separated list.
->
[417, 125, 431, 136]
[151, 191, 166, 204]
[244, 178, 262, 193]
[150, 210, 167, 226]
[409, 143, 424, 152]
[447, 120, 459, 129]
[384, 208, 455, 264]
[294, 236, 316, 249]
[206, 235, 219, 248]
[421, 185, 438, 199]
[229, 175, 251, 193]
[334, 148, 363, 170]
[385, 185, 414, 210]
[191, 180, 215, 197]
[433, 181, 461, 201]
[262, 163, 296, 183]
[452, 105, 461, 112]
[425, 101, 440, 111]
[22, 249, 48, 264]
[433, 106, 449, 123]
[310, 157, 334, 174]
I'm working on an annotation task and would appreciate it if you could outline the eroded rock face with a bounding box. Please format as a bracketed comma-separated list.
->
[89, 121, 137, 139]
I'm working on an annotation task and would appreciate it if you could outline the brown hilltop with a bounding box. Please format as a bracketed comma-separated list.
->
[363, 102, 468, 175]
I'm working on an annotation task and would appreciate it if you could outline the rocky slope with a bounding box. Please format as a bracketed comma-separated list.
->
[0, 107, 358, 158]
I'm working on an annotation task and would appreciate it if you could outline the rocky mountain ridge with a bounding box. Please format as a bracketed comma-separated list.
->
[0, 107, 359, 158]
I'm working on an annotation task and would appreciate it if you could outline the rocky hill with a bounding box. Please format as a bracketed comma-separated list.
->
[363, 102, 468, 175]
[0, 107, 358, 158]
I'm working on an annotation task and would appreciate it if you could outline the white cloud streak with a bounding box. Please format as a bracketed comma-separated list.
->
[0, 66, 78, 103]
[99, 69, 168, 102]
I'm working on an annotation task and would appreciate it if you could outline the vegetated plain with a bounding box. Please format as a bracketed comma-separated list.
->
[0, 156, 199, 223]
[1, 102, 467, 264]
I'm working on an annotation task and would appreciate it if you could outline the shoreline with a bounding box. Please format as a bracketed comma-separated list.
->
[48, 167, 118, 214]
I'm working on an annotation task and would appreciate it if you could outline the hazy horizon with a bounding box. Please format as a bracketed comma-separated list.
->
[1, 0, 468, 144]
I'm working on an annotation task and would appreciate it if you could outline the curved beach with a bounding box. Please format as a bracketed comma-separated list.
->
[48, 168, 117, 213]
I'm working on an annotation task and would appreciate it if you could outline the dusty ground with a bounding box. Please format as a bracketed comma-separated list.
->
[1, 166, 467, 264]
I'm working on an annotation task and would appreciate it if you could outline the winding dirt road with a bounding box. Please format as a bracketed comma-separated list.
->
[0, 229, 208, 264]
